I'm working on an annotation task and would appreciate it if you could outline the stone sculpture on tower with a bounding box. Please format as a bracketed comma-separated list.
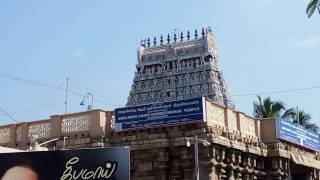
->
[126, 27, 234, 108]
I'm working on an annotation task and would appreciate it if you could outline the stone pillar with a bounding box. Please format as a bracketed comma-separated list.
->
[249, 173, 255, 180]
[216, 166, 226, 180]
[205, 166, 218, 180]
[307, 170, 315, 180]
[265, 158, 281, 180]
[227, 169, 235, 180]
[242, 173, 250, 180]
[234, 171, 241, 180]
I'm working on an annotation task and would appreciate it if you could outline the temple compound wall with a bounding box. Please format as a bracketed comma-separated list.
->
[0, 100, 319, 180]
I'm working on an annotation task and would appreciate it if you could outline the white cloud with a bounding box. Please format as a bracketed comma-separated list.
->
[283, 35, 320, 48]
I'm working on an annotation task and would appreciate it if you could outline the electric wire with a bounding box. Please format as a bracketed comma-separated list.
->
[0, 104, 61, 118]
[26, 80, 66, 121]
[0, 73, 61, 89]
[68, 78, 122, 107]
[233, 84, 320, 97]
[0, 107, 19, 123]
[0, 72, 119, 107]
[1, 72, 320, 105]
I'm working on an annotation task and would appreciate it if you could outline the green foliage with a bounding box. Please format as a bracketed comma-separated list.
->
[306, 0, 320, 18]
[253, 95, 285, 118]
[282, 108, 319, 133]
[253, 96, 319, 133]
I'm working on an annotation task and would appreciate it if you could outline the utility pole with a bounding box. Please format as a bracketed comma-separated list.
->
[64, 77, 69, 114]
[185, 135, 210, 180]
[194, 136, 199, 180]
[296, 106, 299, 124]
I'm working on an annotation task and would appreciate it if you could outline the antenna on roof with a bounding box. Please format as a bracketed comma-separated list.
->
[64, 77, 68, 114]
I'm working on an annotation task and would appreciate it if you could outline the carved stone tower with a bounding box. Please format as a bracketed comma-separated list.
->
[126, 27, 234, 108]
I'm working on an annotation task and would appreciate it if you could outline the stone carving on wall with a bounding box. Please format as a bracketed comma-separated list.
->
[0, 127, 10, 144]
[62, 115, 91, 133]
[28, 123, 51, 139]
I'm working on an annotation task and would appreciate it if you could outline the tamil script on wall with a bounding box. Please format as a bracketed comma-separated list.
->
[276, 117, 320, 151]
[115, 97, 206, 131]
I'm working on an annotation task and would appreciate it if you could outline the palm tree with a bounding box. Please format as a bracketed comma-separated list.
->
[306, 0, 320, 18]
[282, 108, 319, 133]
[253, 96, 319, 132]
[253, 96, 285, 118]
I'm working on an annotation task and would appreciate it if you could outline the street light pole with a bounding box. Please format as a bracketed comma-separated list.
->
[80, 92, 93, 111]
[186, 135, 210, 180]
[194, 135, 199, 180]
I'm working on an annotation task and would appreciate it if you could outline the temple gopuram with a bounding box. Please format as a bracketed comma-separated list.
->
[127, 27, 233, 108]
[1, 28, 319, 180]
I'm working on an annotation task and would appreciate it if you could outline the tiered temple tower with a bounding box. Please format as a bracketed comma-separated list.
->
[126, 27, 234, 108]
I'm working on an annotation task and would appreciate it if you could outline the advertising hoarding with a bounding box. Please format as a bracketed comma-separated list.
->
[0, 147, 130, 180]
[276, 117, 320, 151]
[115, 97, 206, 131]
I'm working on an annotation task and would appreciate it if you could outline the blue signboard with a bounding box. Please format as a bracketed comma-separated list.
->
[276, 117, 320, 151]
[115, 97, 206, 131]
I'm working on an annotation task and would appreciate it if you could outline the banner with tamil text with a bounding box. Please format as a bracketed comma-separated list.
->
[0, 147, 130, 180]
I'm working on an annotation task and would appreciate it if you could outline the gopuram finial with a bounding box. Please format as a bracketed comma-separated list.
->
[202, 27, 205, 37]
[180, 32, 184, 42]
[140, 27, 212, 48]
[187, 30, 190, 40]
[160, 35, 163, 45]
[140, 39, 146, 47]
[147, 37, 150, 47]
[153, 37, 157, 46]
[195, 29, 198, 39]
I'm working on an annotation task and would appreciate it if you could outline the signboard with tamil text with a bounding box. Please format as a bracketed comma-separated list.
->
[276, 117, 320, 151]
[115, 97, 206, 131]
[0, 147, 130, 180]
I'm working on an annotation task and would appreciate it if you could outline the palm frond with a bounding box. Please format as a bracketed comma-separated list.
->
[253, 96, 285, 118]
[306, 0, 319, 18]
[282, 108, 296, 121]
[298, 111, 312, 125]
[305, 123, 319, 133]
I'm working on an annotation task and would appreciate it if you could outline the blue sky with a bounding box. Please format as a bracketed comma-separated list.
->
[0, 0, 319, 125]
